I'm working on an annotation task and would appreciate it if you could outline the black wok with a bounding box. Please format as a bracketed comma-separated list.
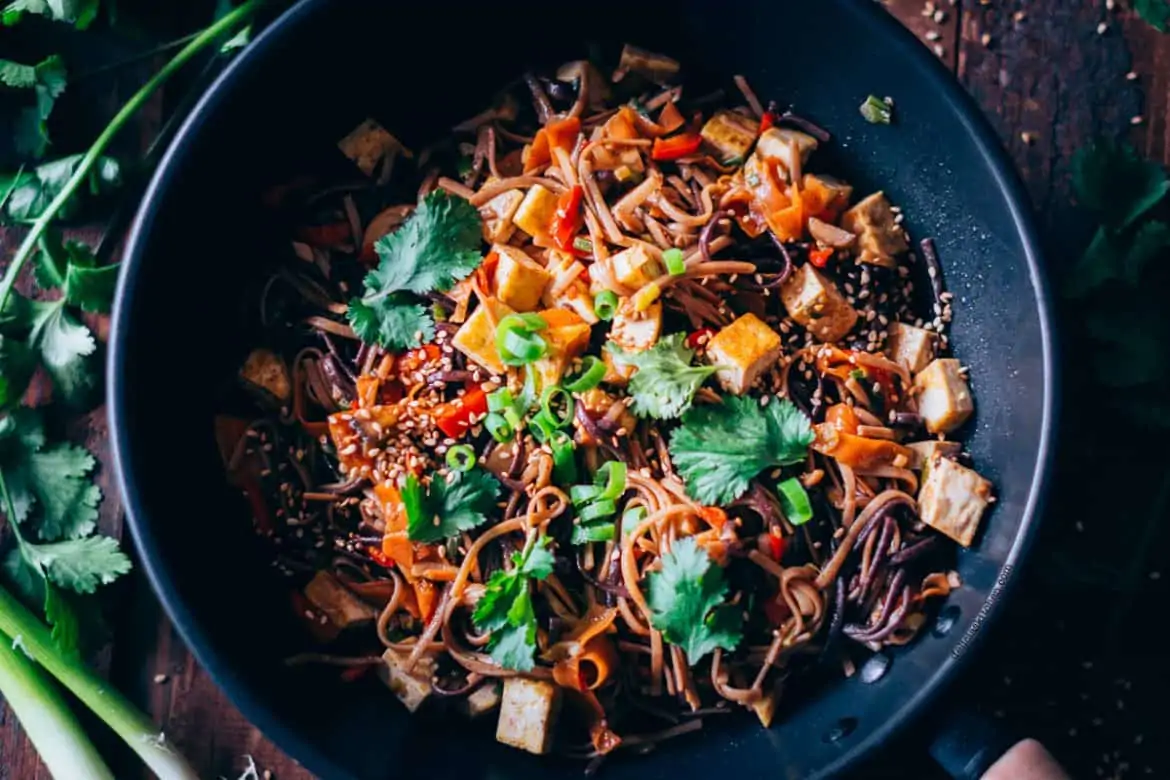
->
[109, 1, 1057, 778]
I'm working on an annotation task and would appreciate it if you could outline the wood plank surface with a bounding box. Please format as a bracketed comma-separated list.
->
[2, 2, 1170, 778]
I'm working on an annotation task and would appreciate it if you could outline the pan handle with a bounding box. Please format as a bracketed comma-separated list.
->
[927, 710, 1070, 780]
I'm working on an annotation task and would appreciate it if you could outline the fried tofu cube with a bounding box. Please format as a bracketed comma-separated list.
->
[905, 440, 963, 472]
[887, 322, 937, 374]
[778, 264, 859, 343]
[377, 649, 435, 713]
[755, 127, 819, 178]
[494, 244, 551, 312]
[496, 678, 562, 755]
[803, 173, 854, 215]
[700, 110, 759, 163]
[917, 453, 993, 547]
[452, 297, 516, 375]
[840, 192, 909, 268]
[602, 347, 634, 386]
[460, 682, 502, 719]
[610, 244, 664, 289]
[610, 300, 662, 352]
[542, 251, 599, 324]
[914, 358, 974, 434]
[531, 308, 592, 389]
[338, 119, 405, 177]
[705, 313, 784, 394]
[513, 184, 559, 243]
[240, 348, 291, 403]
[303, 571, 375, 631]
[479, 189, 524, 244]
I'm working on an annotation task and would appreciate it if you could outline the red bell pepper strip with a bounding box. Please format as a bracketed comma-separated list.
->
[767, 533, 786, 562]
[549, 185, 585, 251]
[686, 327, 716, 350]
[808, 247, 834, 268]
[758, 110, 777, 135]
[651, 133, 702, 161]
[435, 386, 488, 438]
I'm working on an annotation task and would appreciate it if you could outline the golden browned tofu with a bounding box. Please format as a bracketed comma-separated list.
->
[803, 173, 854, 211]
[513, 184, 559, 243]
[905, 440, 962, 472]
[602, 347, 634, 386]
[610, 244, 665, 289]
[840, 192, 909, 268]
[479, 188, 524, 244]
[337, 119, 405, 177]
[610, 300, 662, 352]
[778, 264, 859, 343]
[240, 348, 290, 403]
[917, 453, 993, 547]
[376, 649, 436, 713]
[496, 678, 562, 755]
[914, 358, 974, 434]
[493, 245, 551, 312]
[542, 251, 599, 324]
[700, 110, 759, 163]
[459, 682, 502, 719]
[755, 127, 819, 178]
[452, 297, 516, 375]
[705, 313, 784, 394]
[303, 571, 375, 631]
[531, 308, 593, 389]
[887, 322, 937, 374]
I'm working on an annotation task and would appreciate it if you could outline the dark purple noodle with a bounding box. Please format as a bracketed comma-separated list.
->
[843, 569, 907, 643]
[778, 111, 831, 143]
[575, 404, 625, 461]
[857, 516, 897, 600]
[761, 230, 794, 287]
[319, 354, 356, 403]
[524, 72, 554, 124]
[847, 584, 912, 644]
[821, 576, 848, 662]
[919, 238, 946, 307]
[431, 673, 484, 697]
[852, 495, 914, 552]
[507, 436, 527, 481]
[427, 370, 477, 387]
[320, 332, 357, 383]
[699, 209, 730, 264]
[887, 536, 938, 567]
[577, 557, 632, 601]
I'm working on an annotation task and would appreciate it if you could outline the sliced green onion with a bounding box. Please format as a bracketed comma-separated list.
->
[497, 314, 549, 366]
[571, 522, 615, 544]
[446, 444, 476, 472]
[540, 386, 576, 428]
[573, 236, 594, 254]
[662, 247, 685, 276]
[550, 432, 578, 485]
[777, 477, 814, 526]
[529, 411, 559, 443]
[503, 407, 523, 431]
[513, 312, 548, 331]
[860, 94, 893, 125]
[485, 412, 513, 442]
[621, 506, 648, 536]
[594, 290, 619, 321]
[571, 484, 604, 506]
[564, 356, 605, 393]
[432, 302, 448, 323]
[848, 368, 867, 381]
[595, 461, 627, 501]
[487, 387, 516, 413]
[578, 499, 617, 523]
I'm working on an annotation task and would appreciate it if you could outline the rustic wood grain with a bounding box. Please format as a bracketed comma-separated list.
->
[3, 3, 1170, 779]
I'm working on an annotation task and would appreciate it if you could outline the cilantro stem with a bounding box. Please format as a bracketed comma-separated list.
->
[0, 0, 264, 315]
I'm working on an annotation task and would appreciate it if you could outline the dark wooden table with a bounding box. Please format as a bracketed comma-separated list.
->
[2, 2, 1169, 778]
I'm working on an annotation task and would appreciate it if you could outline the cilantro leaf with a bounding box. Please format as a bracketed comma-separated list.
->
[27, 299, 96, 408]
[348, 191, 482, 349]
[22, 536, 130, 594]
[0, 408, 100, 539]
[670, 395, 813, 505]
[1136, 0, 1169, 32]
[1084, 307, 1168, 388]
[472, 536, 554, 671]
[1065, 222, 1170, 298]
[645, 537, 742, 663]
[37, 231, 118, 313]
[609, 334, 717, 419]
[1, 54, 66, 158]
[0, 334, 37, 410]
[1072, 138, 1169, 230]
[0, 155, 121, 223]
[2, 0, 99, 28]
[404, 467, 499, 543]
[44, 582, 81, 658]
[347, 294, 434, 351]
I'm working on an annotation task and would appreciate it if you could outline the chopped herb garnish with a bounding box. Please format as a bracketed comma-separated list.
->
[608, 334, 717, 420]
[402, 466, 500, 543]
[645, 537, 742, 664]
[472, 536, 555, 671]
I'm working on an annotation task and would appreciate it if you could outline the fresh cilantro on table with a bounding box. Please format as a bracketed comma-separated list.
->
[0, 54, 67, 158]
[347, 191, 483, 350]
[472, 536, 555, 671]
[1, 0, 100, 29]
[608, 333, 717, 420]
[402, 467, 500, 543]
[1065, 220, 1170, 298]
[37, 230, 120, 313]
[1072, 137, 1168, 231]
[645, 537, 742, 664]
[669, 395, 813, 505]
[1136, 0, 1170, 32]
[0, 155, 122, 223]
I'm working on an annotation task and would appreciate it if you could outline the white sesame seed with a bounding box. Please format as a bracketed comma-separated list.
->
[1126, 71, 1139, 81]
[933, 43, 945, 57]
[925, 30, 941, 41]
[1131, 115, 1144, 125]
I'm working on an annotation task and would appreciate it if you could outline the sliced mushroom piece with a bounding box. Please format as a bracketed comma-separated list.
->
[807, 217, 857, 249]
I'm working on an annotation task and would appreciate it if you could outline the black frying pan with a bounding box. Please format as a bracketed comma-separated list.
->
[109, 1, 1057, 778]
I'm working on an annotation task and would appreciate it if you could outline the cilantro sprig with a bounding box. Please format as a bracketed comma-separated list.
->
[2, 0, 100, 29]
[347, 191, 483, 350]
[472, 536, 556, 671]
[646, 537, 742, 664]
[608, 333, 717, 420]
[0, 54, 67, 157]
[669, 395, 814, 505]
[1136, 0, 1169, 32]
[402, 467, 500, 543]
